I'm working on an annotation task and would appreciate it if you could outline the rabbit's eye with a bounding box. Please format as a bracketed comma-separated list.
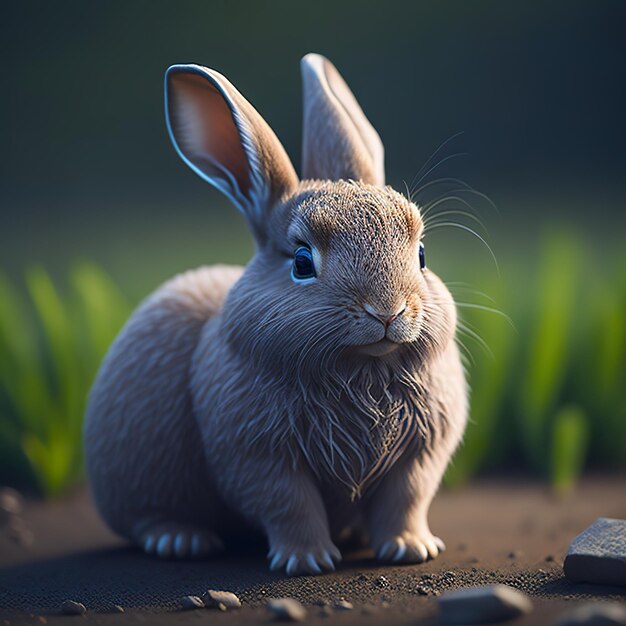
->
[292, 246, 317, 281]
[419, 242, 426, 270]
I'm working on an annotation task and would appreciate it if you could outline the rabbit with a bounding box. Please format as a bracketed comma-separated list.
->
[84, 53, 468, 576]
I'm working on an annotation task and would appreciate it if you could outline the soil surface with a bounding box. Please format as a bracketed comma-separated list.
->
[1, 476, 625, 626]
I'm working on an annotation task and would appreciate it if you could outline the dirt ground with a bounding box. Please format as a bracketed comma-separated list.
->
[1, 476, 625, 626]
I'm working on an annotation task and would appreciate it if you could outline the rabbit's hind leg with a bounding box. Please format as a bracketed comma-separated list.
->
[135, 521, 224, 559]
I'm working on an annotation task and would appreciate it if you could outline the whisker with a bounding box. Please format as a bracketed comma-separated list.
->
[445, 282, 498, 304]
[456, 322, 494, 360]
[408, 131, 465, 191]
[455, 303, 515, 328]
[424, 222, 500, 275]
[410, 152, 470, 196]
[420, 193, 488, 225]
[423, 209, 488, 235]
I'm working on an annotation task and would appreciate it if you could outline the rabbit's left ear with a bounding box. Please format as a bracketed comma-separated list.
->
[301, 54, 385, 186]
[165, 64, 298, 241]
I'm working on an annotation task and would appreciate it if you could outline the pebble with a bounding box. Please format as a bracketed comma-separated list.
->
[61, 600, 86, 615]
[202, 589, 241, 609]
[545, 554, 555, 562]
[375, 575, 389, 587]
[113, 605, 125, 613]
[267, 598, 307, 622]
[180, 595, 204, 610]
[333, 600, 353, 611]
[564, 518, 626, 586]
[7, 515, 34, 547]
[0, 488, 22, 517]
[554, 602, 626, 626]
[437, 584, 532, 625]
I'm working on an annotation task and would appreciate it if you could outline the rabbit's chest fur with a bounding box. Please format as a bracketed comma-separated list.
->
[295, 372, 440, 499]
[193, 323, 452, 500]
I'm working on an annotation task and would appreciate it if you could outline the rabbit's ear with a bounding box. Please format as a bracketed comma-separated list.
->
[301, 54, 385, 186]
[165, 64, 298, 240]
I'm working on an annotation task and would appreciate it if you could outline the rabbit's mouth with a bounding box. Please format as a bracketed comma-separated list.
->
[356, 338, 401, 357]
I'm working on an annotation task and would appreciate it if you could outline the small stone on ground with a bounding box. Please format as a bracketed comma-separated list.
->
[202, 589, 241, 609]
[333, 599, 353, 611]
[0, 488, 23, 517]
[61, 600, 86, 615]
[438, 584, 532, 624]
[554, 602, 626, 626]
[180, 595, 204, 610]
[267, 598, 307, 622]
[564, 518, 626, 586]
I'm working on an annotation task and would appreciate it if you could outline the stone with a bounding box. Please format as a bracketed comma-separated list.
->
[564, 518, 626, 586]
[180, 595, 204, 610]
[333, 600, 353, 611]
[437, 584, 532, 625]
[7, 517, 34, 547]
[0, 488, 22, 517]
[554, 602, 626, 626]
[267, 598, 307, 622]
[202, 589, 241, 609]
[61, 600, 86, 615]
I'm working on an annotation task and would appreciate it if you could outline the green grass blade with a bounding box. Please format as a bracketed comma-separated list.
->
[0, 271, 52, 437]
[551, 405, 588, 494]
[25, 266, 83, 429]
[519, 232, 580, 473]
[445, 284, 516, 486]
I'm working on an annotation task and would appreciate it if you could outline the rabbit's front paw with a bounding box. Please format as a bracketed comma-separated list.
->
[376, 532, 445, 563]
[268, 543, 342, 576]
[140, 523, 224, 559]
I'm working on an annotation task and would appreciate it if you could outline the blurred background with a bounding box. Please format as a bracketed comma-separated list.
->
[1, 1, 625, 497]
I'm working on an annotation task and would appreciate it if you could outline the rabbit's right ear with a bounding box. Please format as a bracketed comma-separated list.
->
[301, 54, 385, 186]
[165, 65, 298, 241]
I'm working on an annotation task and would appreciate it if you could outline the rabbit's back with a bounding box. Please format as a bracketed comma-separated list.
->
[84, 265, 243, 539]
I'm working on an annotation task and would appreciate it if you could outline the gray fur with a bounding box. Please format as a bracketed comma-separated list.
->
[84, 54, 468, 575]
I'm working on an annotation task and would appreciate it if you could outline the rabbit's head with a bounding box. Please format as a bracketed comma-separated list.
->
[165, 54, 456, 378]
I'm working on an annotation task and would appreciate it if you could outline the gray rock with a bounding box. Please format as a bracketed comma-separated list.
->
[554, 602, 626, 626]
[564, 518, 626, 586]
[61, 600, 87, 615]
[202, 589, 241, 609]
[180, 595, 204, 610]
[438, 584, 532, 625]
[267, 598, 307, 622]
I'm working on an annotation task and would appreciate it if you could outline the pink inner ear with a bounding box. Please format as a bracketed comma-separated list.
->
[168, 72, 251, 196]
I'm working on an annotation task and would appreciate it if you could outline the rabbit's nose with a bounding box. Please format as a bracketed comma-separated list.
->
[363, 302, 406, 327]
